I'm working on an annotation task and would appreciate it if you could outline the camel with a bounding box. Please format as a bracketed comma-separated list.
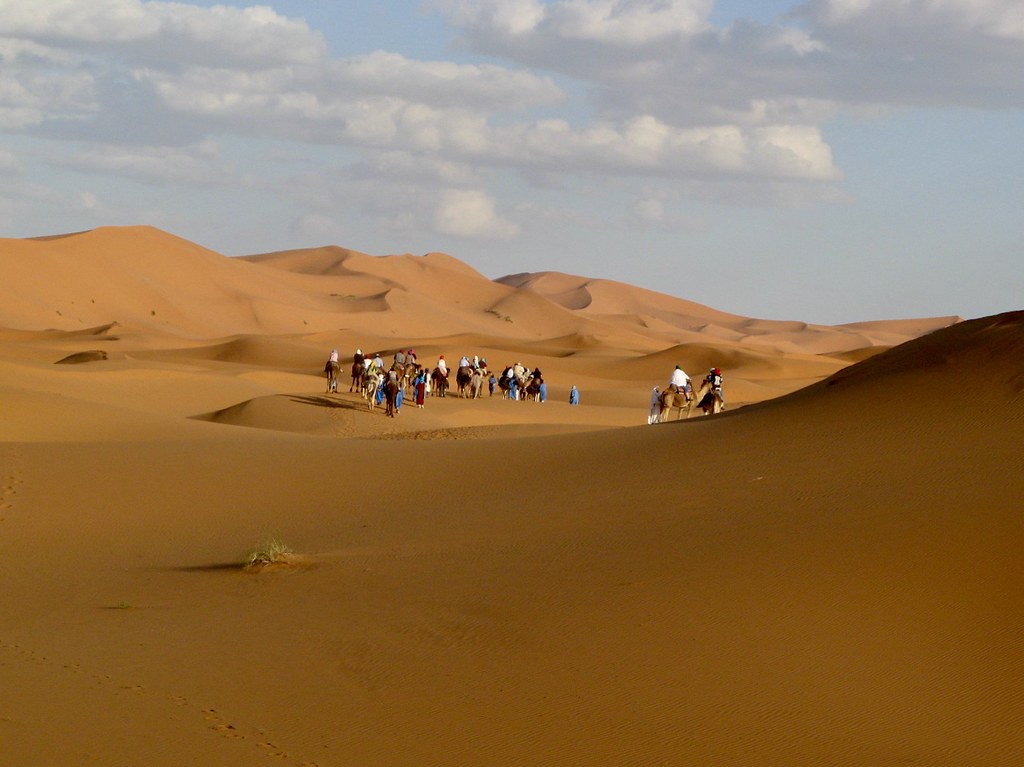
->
[469, 367, 486, 399]
[658, 386, 693, 422]
[431, 367, 449, 397]
[363, 370, 384, 411]
[523, 376, 543, 402]
[325, 359, 340, 393]
[383, 377, 401, 418]
[349, 360, 365, 393]
[456, 365, 474, 398]
[693, 377, 725, 416]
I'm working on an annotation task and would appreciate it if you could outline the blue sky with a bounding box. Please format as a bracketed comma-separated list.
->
[0, 0, 1021, 324]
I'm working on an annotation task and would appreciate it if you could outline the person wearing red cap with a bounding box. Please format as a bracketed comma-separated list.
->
[708, 367, 724, 407]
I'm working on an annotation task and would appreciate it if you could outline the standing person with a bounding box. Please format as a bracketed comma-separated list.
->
[569, 385, 579, 405]
[538, 379, 547, 403]
[414, 370, 426, 408]
[488, 372, 496, 396]
[648, 386, 661, 424]
[509, 373, 519, 401]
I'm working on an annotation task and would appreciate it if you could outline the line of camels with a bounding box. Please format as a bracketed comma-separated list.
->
[326, 359, 542, 418]
[327, 357, 723, 421]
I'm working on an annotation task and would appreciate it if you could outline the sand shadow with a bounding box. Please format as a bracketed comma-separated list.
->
[170, 555, 319, 575]
[172, 562, 245, 573]
[290, 394, 380, 413]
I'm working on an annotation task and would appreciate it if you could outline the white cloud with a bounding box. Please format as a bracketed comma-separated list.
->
[489, 116, 841, 180]
[434, 189, 519, 239]
[438, 0, 713, 43]
[75, 191, 100, 212]
[333, 50, 563, 110]
[4, 0, 1019, 253]
[58, 141, 231, 186]
[0, 148, 21, 174]
[0, 0, 326, 64]
[808, 0, 1024, 39]
[0, 39, 97, 128]
[631, 196, 664, 222]
[435, 0, 548, 35]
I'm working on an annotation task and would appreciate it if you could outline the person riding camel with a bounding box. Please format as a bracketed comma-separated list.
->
[707, 367, 724, 406]
[394, 349, 406, 367]
[329, 349, 339, 364]
[668, 365, 690, 394]
[407, 349, 417, 365]
[353, 348, 364, 366]
[437, 355, 448, 376]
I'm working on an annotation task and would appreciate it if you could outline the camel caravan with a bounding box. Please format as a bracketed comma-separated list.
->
[328, 349, 723, 423]
[325, 349, 549, 418]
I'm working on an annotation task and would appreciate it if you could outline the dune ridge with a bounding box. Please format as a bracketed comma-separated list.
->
[1, 226, 955, 354]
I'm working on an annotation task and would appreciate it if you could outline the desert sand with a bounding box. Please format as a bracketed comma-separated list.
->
[0, 226, 1020, 766]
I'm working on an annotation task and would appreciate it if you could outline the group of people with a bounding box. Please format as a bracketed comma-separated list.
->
[329, 347, 578, 411]
[648, 364, 725, 424]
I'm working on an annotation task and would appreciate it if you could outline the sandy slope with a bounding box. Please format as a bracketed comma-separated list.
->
[0, 227, 1019, 766]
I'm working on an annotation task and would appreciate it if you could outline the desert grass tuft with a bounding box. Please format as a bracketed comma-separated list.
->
[244, 537, 294, 570]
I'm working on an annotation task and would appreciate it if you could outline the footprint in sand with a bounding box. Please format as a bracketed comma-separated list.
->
[199, 707, 298, 759]
[1, 447, 25, 516]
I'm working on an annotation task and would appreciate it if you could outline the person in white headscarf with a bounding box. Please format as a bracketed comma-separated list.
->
[648, 386, 662, 424]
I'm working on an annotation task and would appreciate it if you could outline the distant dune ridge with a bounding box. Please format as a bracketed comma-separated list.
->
[1, 225, 1020, 766]
[0, 225, 956, 351]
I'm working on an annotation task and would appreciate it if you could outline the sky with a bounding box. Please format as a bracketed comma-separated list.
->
[0, 0, 1021, 324]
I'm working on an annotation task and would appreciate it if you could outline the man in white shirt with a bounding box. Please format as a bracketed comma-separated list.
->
[669, 365, 690, 394]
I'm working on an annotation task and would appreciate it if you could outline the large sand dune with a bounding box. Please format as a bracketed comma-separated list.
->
[0, 226, 1019, 766]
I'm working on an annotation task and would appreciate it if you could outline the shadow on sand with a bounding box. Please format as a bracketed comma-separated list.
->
[289, 394, 381, 413]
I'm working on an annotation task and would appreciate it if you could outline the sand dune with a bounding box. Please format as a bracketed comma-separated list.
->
[0, 226, 1019, 766]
